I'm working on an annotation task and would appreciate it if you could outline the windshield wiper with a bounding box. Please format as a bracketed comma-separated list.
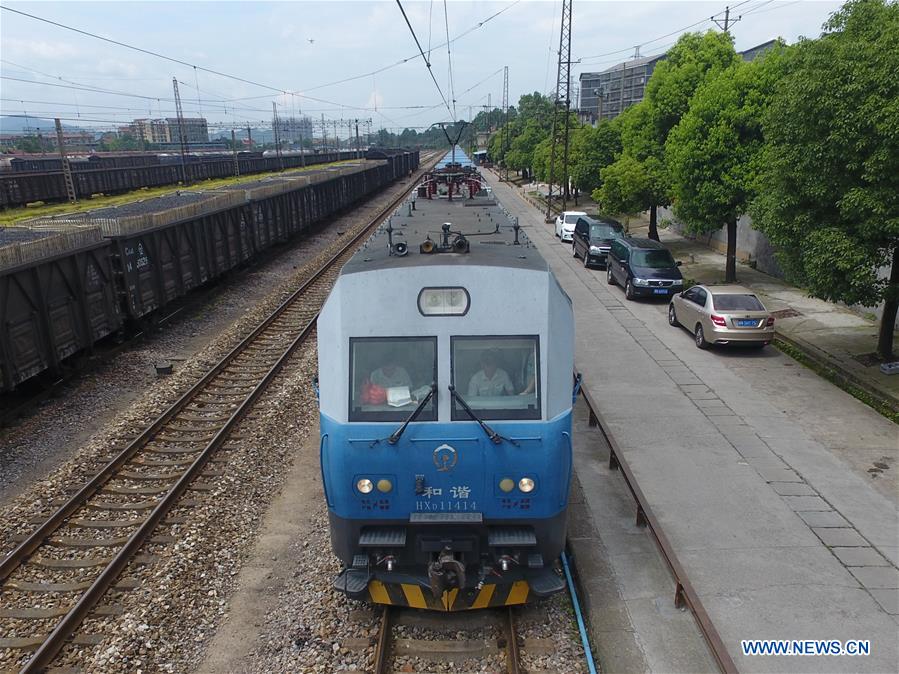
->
[386, 383, 437, 445]
[448, 385, 518, 446]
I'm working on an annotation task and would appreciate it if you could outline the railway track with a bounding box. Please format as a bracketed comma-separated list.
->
[373, 606, 523, 674]
[0, 152, 441, 673]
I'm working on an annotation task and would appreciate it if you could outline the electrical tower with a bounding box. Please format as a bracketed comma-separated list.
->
[231, 129, 239, 177]
[172, 77, 190, 184]
[54, 118, 76, 204]
[272, 102, 284, 171]
[501, 65, 509, 181]
[545, 0, 573, 221]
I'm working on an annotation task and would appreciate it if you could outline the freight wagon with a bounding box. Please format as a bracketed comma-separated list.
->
[0, 150, 364, 209]
[0, 151, 418, 391]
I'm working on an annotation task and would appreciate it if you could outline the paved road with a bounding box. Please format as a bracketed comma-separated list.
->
[484, 173, 899, 673]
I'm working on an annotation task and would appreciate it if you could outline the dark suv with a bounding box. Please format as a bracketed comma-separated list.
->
[607, 237, 684, 300]
[571, 216, 623, 269]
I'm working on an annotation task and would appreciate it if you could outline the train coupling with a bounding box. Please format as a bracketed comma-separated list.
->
[427, 546, 466, 598]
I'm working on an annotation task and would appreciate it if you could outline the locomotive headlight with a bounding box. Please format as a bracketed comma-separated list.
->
[518, 477, 536, 493]
[499, 478, 515, 493]
[377, 478, 393, 493]
[418, 287, 470, 316]
[356, 478, 374, 494]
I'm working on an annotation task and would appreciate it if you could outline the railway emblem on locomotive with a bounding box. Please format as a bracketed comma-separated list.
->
[433, 444, 458, 472]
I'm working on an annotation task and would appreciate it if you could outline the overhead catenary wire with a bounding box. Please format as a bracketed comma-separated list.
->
[298, 0, 521, 95]
[0, 0, 520, 119]
[578, 0, 757, 62]
[0, 6, 400, 119]
[394, 0, 454, 120]
[443, 0, 457, 121]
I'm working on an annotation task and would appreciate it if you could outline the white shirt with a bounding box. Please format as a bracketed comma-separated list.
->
[467, 368, 514, 397]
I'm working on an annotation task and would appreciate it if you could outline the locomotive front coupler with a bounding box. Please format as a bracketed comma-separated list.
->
[427, 546, 466, 598]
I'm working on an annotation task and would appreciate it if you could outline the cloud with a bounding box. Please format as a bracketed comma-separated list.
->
[95, 59, 140, 78]
[3, 37, 81, 60]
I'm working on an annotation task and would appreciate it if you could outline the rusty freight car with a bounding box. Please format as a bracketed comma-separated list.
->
[0, 151, 419, 392]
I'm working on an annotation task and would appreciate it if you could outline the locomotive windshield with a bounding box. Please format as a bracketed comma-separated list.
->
[349, 337, 437, 422]
[451, 336, 540, 420]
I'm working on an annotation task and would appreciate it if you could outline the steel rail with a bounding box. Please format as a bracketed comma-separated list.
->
[579, 385, 739, 674]
[505, 607, 521, 674]
[371, 605, 523, 674]
[4, 152, 442, 673]
[373, 606, 394, 674]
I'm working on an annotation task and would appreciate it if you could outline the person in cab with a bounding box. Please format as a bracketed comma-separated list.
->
[468, 349, 514, 397]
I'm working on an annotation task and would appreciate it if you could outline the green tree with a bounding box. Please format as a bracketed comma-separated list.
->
[99, 133, 146, 152]
[603, 31, 739, 240]
[504, 119, 546, 175]
[569, 120, 621, 196]
[489, 93, 555, 175]
[666, 47, 787, 282]
[14, 135, 45, 153]
[595, 152, 666, 222]
[751, 0, 899, 358]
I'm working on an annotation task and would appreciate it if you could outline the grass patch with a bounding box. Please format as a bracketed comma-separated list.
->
[0, 159, 356, 226]
[774, 338, 899, 425]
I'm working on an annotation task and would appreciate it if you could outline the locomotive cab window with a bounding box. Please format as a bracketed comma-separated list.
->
[349, 337, 437, 422]
[451, 336, 540, 421]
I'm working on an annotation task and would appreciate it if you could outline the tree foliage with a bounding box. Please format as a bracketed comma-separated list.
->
[666, 46, 787, 280]
[594, 153, 655, 216]
[750, 0, 899, 356]
[569, 121, 621, 194]
[599, 31, 739, 239]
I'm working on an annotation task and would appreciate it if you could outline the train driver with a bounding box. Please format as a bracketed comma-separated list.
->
[468, 349, 515, 397]
[370, 351, 413, 389]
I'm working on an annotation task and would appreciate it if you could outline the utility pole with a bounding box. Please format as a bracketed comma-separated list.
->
[231, 129, 239, 177]
[321, 114, 327, 151]
[355, 119, 361, 158]
[299, 118, 306, 167]
[54, 118, 76, 204]
[501, 65, 509, 181]
[172, 77, 190, 184]
[246, 125, 252, 149]
[545, 0, 573, 221]
[712, 5, 741, 33]
[272, 101, 284, 171]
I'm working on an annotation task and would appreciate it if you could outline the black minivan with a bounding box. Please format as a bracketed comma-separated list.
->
[607, 237, 684, 300]
[571, 216, 624, 268]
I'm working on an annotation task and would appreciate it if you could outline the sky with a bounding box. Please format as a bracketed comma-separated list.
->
[0, 0, 845, 137]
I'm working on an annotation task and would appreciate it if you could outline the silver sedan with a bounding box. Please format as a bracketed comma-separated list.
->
[668, 284, 775, 349]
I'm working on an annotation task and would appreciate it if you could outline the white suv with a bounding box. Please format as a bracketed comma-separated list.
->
[555, 211, 587, 242]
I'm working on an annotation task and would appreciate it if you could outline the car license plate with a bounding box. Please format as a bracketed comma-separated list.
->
[737, 319, 757, 327]
[653, 288, 668, 295]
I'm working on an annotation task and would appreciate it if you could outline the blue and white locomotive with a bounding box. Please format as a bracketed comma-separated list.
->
[317, 153, 574, 611]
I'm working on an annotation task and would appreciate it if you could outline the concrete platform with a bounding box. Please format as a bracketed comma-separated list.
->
[483, 173, 899, 673]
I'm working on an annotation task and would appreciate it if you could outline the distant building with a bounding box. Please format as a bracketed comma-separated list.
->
[165, 118, 209, 143]
[578, 40, 779, 122]
[579, 53, 665, 122]
[131, 118, 171, 144]
[128, 117, 209, 145]
[740, 39, 779, 62]
[275, 116, 313, 146]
